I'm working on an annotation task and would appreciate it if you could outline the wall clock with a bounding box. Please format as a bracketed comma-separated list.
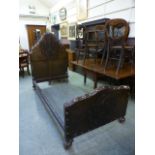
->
[59, 7, 67, 21]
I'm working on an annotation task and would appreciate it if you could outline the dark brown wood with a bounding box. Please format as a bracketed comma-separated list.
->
[66, 49, 76, 71]
[72, 58, 135, 88]
[26, 25, 46, 50]
[76, 24, 107, 64]
[30, 33, 130, 149]
[30, 33, 68, 82]
[84, 70, 87, 85]
[19, 50, 30, 76]
[86, 25, 106, 62]
[33, 79, 129, 149]
[64, 85, 130, 148]
[104, 19, 135, 75]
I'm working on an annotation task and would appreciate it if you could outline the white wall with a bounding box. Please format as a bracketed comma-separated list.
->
[50, 0, 135, 37]
[19, 0, 50, 49]
[20, 0, 135, 49]
[49, 0, 76, 24]
[19, 0, 49, 16]
[19, 17, 50, 50]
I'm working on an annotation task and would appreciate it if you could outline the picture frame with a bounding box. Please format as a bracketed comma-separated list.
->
[77, 0, 88, 21]
[68, 23, 77, 40]
[60, 22, 68, 38]
[76, 26, 83, 39]
[51, 14, 57, 25]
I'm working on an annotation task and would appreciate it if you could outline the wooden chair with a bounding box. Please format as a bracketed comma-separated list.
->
[19, 50, 30, 77]
[76, 25, 106, 64]
[104, 18, 134, 75]
[85, 25, 106, 63]
[75, 25, 87, 63]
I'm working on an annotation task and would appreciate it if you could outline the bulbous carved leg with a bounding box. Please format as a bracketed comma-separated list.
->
[118, 117, 126, 123]
[64, 139, 73, 150]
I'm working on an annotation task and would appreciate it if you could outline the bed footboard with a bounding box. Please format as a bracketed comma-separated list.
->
[64, 85, 130, 149]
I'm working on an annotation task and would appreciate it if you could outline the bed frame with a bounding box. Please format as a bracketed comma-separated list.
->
[33, 79, 129, 149]
[30, 33, 130, 149]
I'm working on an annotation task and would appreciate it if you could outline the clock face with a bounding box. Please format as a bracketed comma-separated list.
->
[59, 8, 67, 21]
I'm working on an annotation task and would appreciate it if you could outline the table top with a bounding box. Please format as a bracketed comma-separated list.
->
[72, 59, 135, 80]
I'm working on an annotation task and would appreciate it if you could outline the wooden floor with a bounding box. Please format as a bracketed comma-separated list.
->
[71, 59, 135, 80]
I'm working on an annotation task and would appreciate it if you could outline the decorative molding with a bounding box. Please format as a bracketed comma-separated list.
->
[19, 14, 49, 19]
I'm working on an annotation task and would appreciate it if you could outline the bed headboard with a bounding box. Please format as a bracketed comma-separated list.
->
[30, 33, 68, 82]
[64, 85, 130, 141]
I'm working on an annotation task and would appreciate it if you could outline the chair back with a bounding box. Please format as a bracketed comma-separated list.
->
[19, 50, 29, 65]
[76, 25, 86, 48]
[95, 25, 106, 48]
[105, 18, 129, 45]
[84, 25, 106, 49]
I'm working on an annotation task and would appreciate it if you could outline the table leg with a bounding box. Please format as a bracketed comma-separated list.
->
[94, 73, 97, 89]
[84, 70, 87, 85]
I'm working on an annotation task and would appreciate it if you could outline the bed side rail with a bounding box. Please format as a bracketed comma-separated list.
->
[33, 80, 64, 130]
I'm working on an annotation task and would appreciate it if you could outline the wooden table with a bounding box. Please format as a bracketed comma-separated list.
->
[71, 59, 135, 88]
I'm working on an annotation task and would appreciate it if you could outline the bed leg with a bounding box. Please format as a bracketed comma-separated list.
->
[118, 117, 126, 123]
[64, 139, 73, 150]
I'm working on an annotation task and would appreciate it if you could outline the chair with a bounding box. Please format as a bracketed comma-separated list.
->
[104, 18, 134, 75]
[85, 25, 106, 63]
[19, 50, 30, 76]
[75, 25, 87, 63]
[76, 25, 106, 64]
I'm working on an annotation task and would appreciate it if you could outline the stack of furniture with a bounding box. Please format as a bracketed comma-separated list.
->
[71, 18, 135, 90]
[75, 18, 134, 72]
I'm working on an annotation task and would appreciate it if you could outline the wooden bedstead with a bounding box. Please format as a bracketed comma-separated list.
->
[30, 33, 130, 149]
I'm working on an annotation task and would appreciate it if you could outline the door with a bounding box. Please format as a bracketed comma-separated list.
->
[26, 25, 46, 50]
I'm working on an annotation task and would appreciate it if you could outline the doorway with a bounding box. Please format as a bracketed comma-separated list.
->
[26, 25, 46, 50]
